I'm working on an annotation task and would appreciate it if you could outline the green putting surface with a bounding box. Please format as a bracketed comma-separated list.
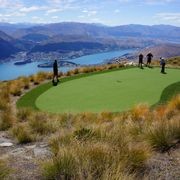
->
[35, 68, 180, 113]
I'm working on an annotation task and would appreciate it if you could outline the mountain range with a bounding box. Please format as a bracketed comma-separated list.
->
[0, 22, 180, 61]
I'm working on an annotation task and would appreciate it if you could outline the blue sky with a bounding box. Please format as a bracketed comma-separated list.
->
[0, 0, 179, 26]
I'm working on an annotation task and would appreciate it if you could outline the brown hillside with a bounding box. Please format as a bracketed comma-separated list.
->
[139, 44, 180, 59]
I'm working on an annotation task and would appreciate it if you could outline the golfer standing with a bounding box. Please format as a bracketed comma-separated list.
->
[146, 52, 153, 67]
[160, 57, 166, 73]
[53, 60, 59, 83]
[138, 54, 144, 69]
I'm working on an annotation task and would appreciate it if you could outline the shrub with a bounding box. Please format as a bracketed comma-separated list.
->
[12, 124, 33, 144]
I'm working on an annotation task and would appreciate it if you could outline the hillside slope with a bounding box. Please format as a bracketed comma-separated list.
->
[139, 44, 180, 59]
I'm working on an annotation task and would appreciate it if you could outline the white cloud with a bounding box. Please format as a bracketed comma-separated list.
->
[20, 6, 47, 13]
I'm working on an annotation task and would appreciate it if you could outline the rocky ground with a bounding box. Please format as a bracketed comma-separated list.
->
[0, 131, 51, 180]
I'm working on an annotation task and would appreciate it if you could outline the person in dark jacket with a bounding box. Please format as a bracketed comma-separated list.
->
[160, 57, 166, 73]
[138, 54, 144, 69]
[146, 52, 153, 67]
[52, 60, 59, 84]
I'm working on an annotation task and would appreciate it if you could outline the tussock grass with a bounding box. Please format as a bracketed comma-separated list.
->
[28, 112, 55, 135]
[12, 124, 33, 144]
[0, 108, 14, 130]
[0, 68, 179, 179]
[42, 150, 78, 180]
[145, 119, 180, 152]
[8, 80, 22, 96]
[17, 108, 33, 122]
[74, 127, 95, 141]
[19, 76, 30, 89]
[131, 104, 150, 121]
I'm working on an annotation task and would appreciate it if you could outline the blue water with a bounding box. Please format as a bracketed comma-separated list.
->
[0, 49, 135, 81]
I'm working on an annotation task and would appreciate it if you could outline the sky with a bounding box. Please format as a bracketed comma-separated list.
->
[0, 0, 179, 26]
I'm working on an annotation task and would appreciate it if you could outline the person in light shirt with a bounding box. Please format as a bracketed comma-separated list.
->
[160, 57, 166, 73]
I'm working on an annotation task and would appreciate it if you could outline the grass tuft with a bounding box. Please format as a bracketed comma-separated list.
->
[29, 113, 54, 135]
[42, 150, 78, 179]
[12, 124, 33, 144]
[0, 109, 14, 130]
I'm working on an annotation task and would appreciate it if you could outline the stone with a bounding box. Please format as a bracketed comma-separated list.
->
[0, 142, 13, 147]
[25, 145, 36, 149]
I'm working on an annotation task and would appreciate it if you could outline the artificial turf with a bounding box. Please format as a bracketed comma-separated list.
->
[31, 67, 180, 113]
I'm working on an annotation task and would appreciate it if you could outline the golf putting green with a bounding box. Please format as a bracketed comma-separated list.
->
[34, 68, 180, 113]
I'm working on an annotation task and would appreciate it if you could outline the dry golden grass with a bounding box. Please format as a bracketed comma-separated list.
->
[0, 71, 179, 179]
[0, 108, 14, 130]
[8, 80, 23, 96]
[12, 124, 33, 144]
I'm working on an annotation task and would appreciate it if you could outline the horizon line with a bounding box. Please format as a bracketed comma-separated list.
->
[0, 21, 180, 28]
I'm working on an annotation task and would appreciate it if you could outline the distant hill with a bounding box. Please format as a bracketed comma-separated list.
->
[139, 44, 180, 59]
[167, 56, 180, 66]
[0, 22, 39, 36]
[21, 33, 50, 42]
[30, 41, 109, 53]
[0, 31, 19, 60]
[0, 30, 14, 42]
[4, 23, 179, 43]
[0, 22, 180, 60]
[0, 38, 20, 59]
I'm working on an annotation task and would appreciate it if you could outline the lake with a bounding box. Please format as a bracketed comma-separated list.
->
[0, 49, 135, 81]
